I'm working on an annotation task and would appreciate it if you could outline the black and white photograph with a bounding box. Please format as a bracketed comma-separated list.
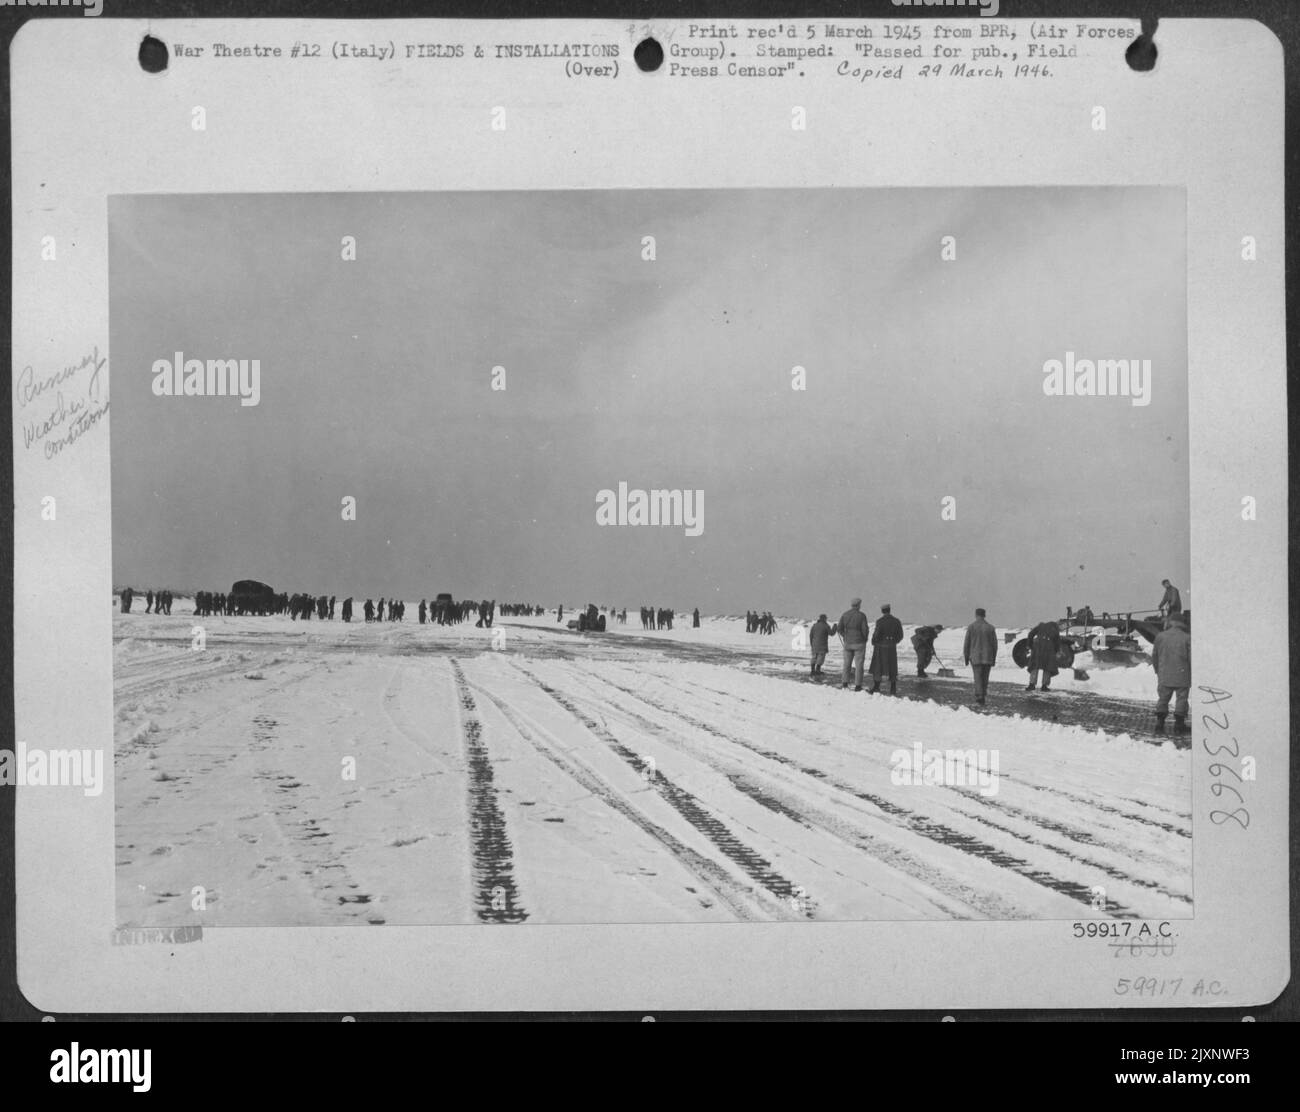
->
[108, 187, 1191, 928]
[7, 12, 1288, 1029]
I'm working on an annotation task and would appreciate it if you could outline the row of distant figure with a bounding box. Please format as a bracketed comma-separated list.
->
[550, 605, 705, 631]
[117, 588, 175, 614]
[745, 611, 778, 634]
[636, 607, 697, 630]
[119, 587, 700, 633]
[119, 588, 542, 629]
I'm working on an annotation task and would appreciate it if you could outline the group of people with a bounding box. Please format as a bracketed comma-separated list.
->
[746, 610, 778, 634]
[427, 598, 476, 625]
[192, 591, 231, 617]
[810, 600, 997, 704]
[808, 577, 1191, 726]
[359, 598, 405, 622]
[190, 590, 301, 618]
[287, 593, 337, 620]
[639, 606, 676, 630]
[118, 587, 175, 615]
[498, 603, 546, 617]
[809, 601, 908, 694]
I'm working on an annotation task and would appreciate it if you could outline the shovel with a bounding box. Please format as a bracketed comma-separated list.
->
[931, 643, 956, 678]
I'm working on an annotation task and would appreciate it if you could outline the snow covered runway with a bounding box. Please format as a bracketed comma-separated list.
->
[114, 613, 1192, 927]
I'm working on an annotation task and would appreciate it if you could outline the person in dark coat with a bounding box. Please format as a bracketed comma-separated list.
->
[342, 597, 353, 623]
[808, 614, 834, 677]
[962, 609, 998, 704]
[121, 587, 134, 613]
[145, 589, 154, 614]
[911, 625, 940, 677]
[364, 599, 374, 622]
[1158, 579, 1183, 617]
[329, 595, 336, 620]
[693, 608, 700, 628]
[1026, 620, 1061, 691]
[1151, 615, 1191, 732]
[838, 598, 870, 690]
[869, 604, 904, 694]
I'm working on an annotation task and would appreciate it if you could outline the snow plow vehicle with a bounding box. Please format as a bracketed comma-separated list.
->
[1012, 606, 1192, 671]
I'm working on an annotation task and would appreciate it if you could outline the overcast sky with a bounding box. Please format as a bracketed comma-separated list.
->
[110, 188, 1188, 626]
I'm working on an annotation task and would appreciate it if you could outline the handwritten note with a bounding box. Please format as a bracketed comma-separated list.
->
[16, 345, 109, 460]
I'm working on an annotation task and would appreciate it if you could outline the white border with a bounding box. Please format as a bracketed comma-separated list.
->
[11, 16, 1288, 1011]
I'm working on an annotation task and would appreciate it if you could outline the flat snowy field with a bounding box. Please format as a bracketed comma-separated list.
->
[113, 605, 1190, 927]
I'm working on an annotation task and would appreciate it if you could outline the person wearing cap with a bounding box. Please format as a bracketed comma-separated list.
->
[963, 608, 998, 705]
[1157, 579, 1183, 617]
[1152, 613, 1191, 733]
[837, 598, 870, 690]
[869, 604, 904, 694]
[808, 613, 835, 678]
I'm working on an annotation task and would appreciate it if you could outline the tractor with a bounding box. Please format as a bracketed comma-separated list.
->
[1011, 606, 1192, 671]
[570, 604, 606, 632]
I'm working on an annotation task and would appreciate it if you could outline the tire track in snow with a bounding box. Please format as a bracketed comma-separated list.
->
[449, 660, 528, 924]
[663, 670, 1190, 839]
[942, 791, 1190, 899]
[550, 668, 1018, 919]
[939, 800, 1190, 907]
[510, 665, 812, 917]
[114, 651, 268, 700]
[581, 669, 1157, 918]
[466, 679, 768, 922]
[660, 669, 1190, 894]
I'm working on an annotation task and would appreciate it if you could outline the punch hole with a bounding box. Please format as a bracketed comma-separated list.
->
[139, 34, 169, 74]
[1125, 18, 1158, 72]
[634, 37, 664, 72]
